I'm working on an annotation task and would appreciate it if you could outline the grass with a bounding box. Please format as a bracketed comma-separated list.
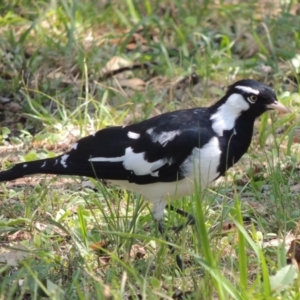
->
[0, 0, 300, 299]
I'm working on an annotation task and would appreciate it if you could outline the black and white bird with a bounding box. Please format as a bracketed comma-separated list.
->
[0, 79, 288, 266]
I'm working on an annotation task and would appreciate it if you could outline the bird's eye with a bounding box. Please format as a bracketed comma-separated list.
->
[248, 95, 257, 103]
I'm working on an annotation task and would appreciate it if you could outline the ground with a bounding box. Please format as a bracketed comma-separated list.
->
[0, 0, 300, 299]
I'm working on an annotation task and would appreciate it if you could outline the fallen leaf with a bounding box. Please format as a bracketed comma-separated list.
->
[0, 244, 30, 266]
[290, 184, 300, 192]
[116, 78, 146, 91]
[221, 221, 236, 234]
[129, 244, 146, 259]
[287, 239, 300, 268]
[262, 232, 295, 249]
[101, 56, 132, 76]
[90, 241, 110, 253]
[126, 43, 149, 51]
[293, 128, 300, 143]
[103, 284, 113, 299]
[34, 221, 48, 231]
[241, 199, 267, 216]
[99, 256, 111, 265]
[7, 230, 31, 242]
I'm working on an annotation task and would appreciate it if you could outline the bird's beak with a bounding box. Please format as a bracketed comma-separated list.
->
[266, 100, 290, 113]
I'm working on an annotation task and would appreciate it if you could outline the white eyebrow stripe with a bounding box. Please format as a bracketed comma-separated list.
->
[235, 86, 260, 95]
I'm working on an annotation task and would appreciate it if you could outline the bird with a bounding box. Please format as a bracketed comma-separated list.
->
[0, 79, 289, 269]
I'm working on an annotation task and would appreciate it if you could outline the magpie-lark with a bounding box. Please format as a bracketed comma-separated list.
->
[0, 79, 289, 268]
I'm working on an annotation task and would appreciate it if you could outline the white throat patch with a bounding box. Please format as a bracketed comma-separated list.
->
[210, 93, 250, 136]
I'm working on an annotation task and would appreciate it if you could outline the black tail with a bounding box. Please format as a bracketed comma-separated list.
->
[0, 155, 81, 182]
[0, 153, 129, 182]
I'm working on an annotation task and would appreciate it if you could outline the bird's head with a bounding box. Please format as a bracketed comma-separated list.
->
[225, 79, 290, 117]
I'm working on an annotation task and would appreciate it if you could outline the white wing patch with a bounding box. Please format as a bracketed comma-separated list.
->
[41, 161, 46, 168]
[147, 128, 181, 147]
[235, 85, 259, 95]
[89, 155, 124, 162]
[60, 154, 69, 168]
[23, 164, 28, 168]
[123, 147, 167, 176]
[210, 93, 249, 136]
[89, 147, 167, 176]
[127, 131, 140, 139]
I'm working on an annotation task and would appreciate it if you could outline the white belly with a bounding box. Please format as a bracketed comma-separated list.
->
[110, 177, 196, 221]
[111, 177, 194, 202]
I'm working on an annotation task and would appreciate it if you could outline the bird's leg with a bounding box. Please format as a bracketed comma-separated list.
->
[158, 220, 166, 236]
[158, 220, 184, 271]
[156, 205, 195, 269]
[167, 205, 196, 234]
